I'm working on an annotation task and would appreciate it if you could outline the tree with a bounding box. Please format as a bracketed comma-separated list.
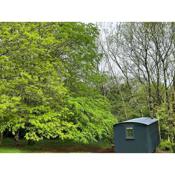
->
[0, 22, 115, 144]
[98, 22, 175, 142]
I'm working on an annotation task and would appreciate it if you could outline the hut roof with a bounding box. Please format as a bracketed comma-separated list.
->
[114, 117, 158, 126]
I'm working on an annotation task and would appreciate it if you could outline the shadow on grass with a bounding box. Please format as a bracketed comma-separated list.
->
[0, 138, 114, 153]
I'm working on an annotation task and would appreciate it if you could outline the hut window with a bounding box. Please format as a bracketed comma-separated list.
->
[126, 127, 134, 139]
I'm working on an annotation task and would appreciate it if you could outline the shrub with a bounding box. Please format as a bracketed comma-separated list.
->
[158, 140, 174, 153]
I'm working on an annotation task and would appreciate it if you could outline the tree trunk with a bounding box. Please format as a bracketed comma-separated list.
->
[14, 131, 20, 146]
[0, 132, 3, 145]
[156, 65, 161, 105]
[27, 140, 35, 145]
[147, 81, 153, 116]
[162, 62, 171, 117]
[144, 53, 154, 117]
[172, 74, 175, 113]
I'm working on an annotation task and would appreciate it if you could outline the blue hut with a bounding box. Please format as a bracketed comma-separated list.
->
[113, 117, 160, 153]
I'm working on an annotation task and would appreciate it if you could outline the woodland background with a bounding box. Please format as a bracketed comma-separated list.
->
[0, 22, 174, 152]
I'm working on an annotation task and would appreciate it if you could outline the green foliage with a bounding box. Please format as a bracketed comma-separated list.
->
[158, 140, 174, 152]
[156, 103, 175, 142]
[105, 79, 149, 121]
[0, 22, 115, 144]
[66, 96, 116, 143]
[156, 104, 169, 139]
[0, 95, 21, 133]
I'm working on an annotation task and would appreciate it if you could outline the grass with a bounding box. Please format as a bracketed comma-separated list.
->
[0, 147, 26, 153]
[0, 138, 114, 153]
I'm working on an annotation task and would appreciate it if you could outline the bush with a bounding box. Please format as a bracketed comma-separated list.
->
[158, 140, 174, 153]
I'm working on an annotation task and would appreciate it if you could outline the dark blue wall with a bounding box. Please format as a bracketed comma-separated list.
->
[147, 122, 160, 152]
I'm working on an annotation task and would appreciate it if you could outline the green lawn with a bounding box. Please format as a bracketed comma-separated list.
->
[0, 147, 26, 153]
[0, 138, 114, 153]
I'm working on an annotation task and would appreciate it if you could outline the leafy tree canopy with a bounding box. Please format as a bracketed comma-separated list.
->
[0, 22, 116, 144]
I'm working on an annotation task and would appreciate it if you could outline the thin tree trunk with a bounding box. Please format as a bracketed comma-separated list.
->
[162, 62, 171, 117]
[172, 74, 175, 113]
[144, 50, 154, 117]
[0, 132, 3, 145]
[100, 42, 128, 119]
[162, 61, 172, 141]
[147, 81, 153, 116]
[106, 57, 128, 119]
[155, 64, 161, 105]
[27, 140, 35, 145]
[14, 131, 20, 146]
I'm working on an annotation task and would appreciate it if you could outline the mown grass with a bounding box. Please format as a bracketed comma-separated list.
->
[0, 138, 114, 153]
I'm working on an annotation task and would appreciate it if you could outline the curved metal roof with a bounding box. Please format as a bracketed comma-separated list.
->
[114, 117, 158, 126]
